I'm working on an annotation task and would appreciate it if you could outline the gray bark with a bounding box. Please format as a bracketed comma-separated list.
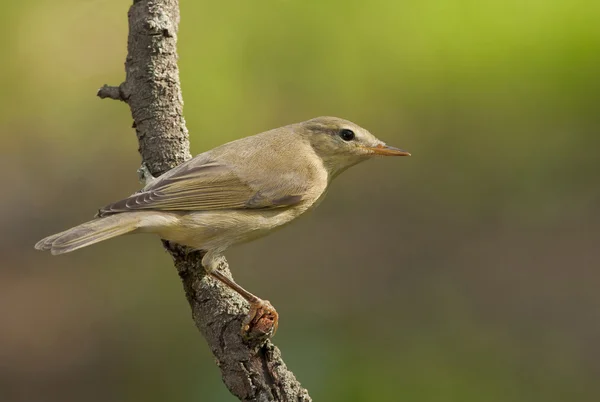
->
[98, 1, 311, 401]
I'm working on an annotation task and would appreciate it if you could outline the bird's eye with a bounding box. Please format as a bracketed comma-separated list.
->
[339, 129, 355, 141]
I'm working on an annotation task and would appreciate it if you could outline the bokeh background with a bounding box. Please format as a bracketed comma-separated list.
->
[1, 0, 599, 401]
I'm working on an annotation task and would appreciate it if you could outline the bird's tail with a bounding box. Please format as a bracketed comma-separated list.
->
[35, 213, 142, 255]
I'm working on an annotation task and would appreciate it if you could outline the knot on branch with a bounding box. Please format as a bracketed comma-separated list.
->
[97, 84, 129, 101]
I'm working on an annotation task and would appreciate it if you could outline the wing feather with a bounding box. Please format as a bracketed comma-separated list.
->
[98, 158, 305, 216]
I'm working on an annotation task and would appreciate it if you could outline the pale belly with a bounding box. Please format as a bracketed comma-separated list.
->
[145, 203, 314, 252]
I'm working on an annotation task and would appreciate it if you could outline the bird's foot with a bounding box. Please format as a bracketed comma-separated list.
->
[242, 298, 279, 340]
[208, 268, 279, 341]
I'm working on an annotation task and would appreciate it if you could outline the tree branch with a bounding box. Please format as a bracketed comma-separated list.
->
[98, 1, 311, 400]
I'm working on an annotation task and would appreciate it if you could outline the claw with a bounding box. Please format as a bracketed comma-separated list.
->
[242, 299, 279, 339]
[208, 270, 279, 340]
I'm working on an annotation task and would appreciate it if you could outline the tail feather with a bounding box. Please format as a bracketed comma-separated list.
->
[35, 214, 141, 255]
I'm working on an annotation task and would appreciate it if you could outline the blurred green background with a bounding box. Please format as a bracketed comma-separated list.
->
[1, 0, 599, 401]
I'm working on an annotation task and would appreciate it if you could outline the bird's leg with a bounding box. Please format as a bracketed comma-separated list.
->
[203, 253, 278, 338]
[210, 270, 279, 336]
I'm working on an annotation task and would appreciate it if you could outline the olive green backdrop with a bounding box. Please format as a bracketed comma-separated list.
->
[1, 1, 599, 401]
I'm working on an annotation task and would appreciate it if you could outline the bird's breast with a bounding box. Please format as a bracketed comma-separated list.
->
[173, 198, 319, 250]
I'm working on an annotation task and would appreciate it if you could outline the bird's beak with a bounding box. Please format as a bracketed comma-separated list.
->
[366, 144, 411, 156]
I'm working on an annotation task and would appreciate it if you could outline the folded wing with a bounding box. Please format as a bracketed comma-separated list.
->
[97, 158, 305, 217]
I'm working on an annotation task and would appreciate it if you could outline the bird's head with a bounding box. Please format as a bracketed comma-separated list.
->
[299, 116, 410, 178]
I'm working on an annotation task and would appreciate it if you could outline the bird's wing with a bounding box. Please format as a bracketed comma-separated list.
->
[97, 157, 306, 217]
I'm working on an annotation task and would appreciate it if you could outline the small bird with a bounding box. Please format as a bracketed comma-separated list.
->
[35, 116, 410, 334]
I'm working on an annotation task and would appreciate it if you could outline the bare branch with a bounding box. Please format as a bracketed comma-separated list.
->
[100, 0, 312, 400]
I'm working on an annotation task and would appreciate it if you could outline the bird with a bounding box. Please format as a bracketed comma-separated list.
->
[35, 116, 410, 334]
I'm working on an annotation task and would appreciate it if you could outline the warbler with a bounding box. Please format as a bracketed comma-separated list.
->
[35, 116, 410, 333]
